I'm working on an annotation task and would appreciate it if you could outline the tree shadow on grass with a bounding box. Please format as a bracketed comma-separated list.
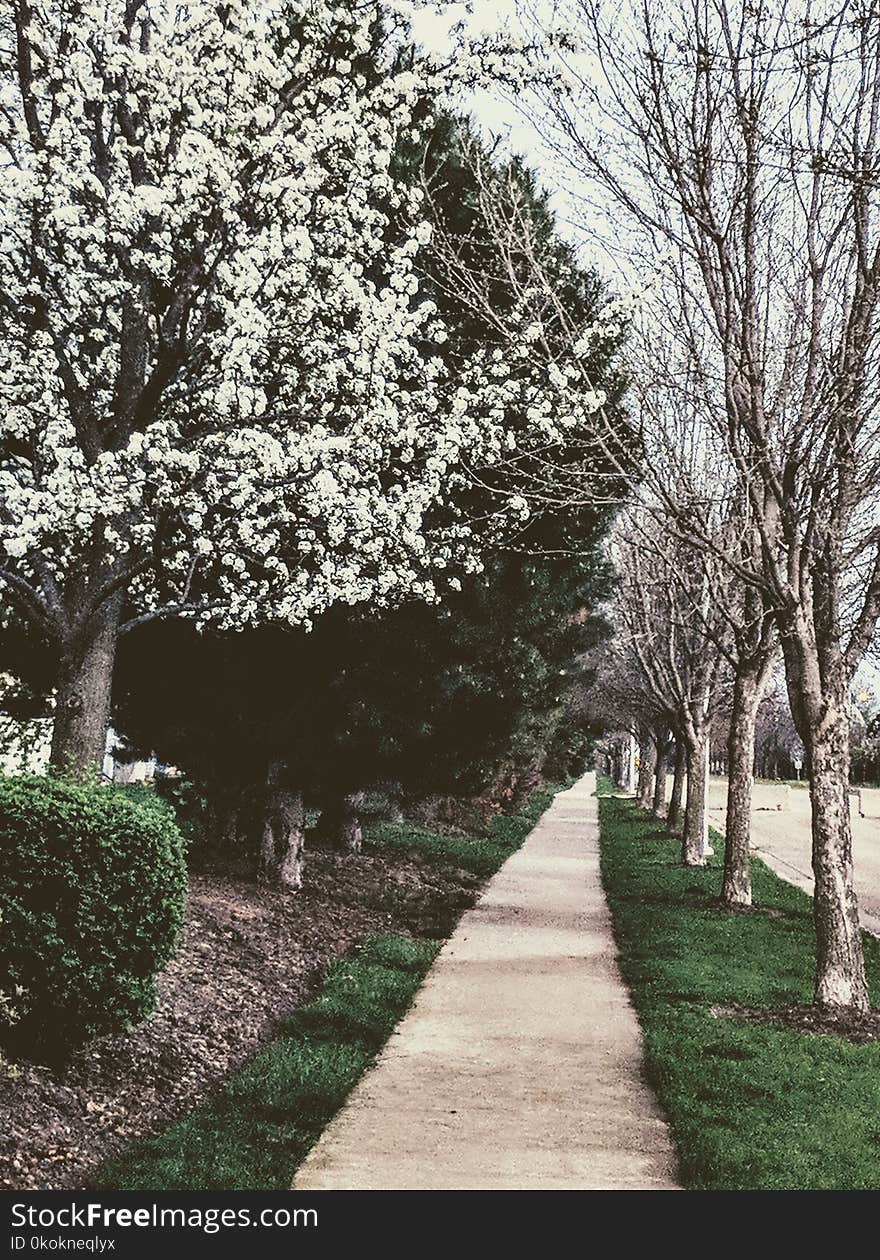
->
[706, 900, 809, 924]
[616, 888, 717, 912]
[710, 1001, 880, 1046]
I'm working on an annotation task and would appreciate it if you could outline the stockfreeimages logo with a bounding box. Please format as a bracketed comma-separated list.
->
[9, 1202, 318, 1238]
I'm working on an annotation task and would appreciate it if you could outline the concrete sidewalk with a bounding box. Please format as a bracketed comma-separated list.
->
[293, 773, 680, 1190]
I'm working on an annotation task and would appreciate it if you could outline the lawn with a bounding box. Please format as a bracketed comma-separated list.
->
[598, 785, 880, 1190]
[365, 782, 563, 876]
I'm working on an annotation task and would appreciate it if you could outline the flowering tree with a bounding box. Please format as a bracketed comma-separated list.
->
[106, 104, 625, 884]
[0, 0, 602, 775]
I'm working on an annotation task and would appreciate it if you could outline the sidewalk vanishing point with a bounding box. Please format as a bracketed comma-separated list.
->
[293, 772, 680, 1190]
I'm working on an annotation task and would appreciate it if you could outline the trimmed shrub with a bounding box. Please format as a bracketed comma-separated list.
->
[0, 775, 187, 1060]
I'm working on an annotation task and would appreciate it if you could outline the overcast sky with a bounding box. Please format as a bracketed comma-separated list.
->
[408, 1, 648, 295]
[409, 2, 561, 202]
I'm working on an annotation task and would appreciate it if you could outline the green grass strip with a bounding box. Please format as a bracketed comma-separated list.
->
[95, 784, 563, 1190]
[365, 782, 563, 876]
[94, 934, 439, 1190]
[598, 786, 880, 1190]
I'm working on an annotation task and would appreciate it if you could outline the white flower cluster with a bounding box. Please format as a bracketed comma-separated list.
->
[0, 1, 610, 633]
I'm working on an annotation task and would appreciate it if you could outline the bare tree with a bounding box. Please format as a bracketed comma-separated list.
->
[534, 0, 880, 1011]
[650, 724, 672, 817]
[584, 642, 680, 821]
[629, 371, 779, 903]
[635, 727, 655, 807]
[721, 575, 778, 905]
[611, 512, 731, 864]
[755, 678, 805, 778]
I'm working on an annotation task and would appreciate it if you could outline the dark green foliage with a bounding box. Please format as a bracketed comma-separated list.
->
[93, 933, 438, 1190]
[0, 776, 186, 1059]
[113, 620, 324, 852]
[112, 570, 597, 846]
[305, 117, 629, 802]
[597, 786, 880, 1190]
[110, 115, 627, 838]
[312, 556, 611, 804]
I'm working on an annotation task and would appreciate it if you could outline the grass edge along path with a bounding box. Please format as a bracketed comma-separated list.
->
[94, 783, 563, 1191]
[597, 783, 880, 1190]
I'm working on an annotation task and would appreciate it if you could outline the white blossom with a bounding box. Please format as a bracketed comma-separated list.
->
[0, 0, 610, 640]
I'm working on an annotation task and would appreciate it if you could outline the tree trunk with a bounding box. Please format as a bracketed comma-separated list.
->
[720, 669, 761, 908]
[806, 720, 869, 1011]
[780, 620, 869, 1012]
[616, 739, 628, 787]
[682, 735, 708, 867]
[668, 741, 686, 834]
[319, 792, 365, 853]
[260, 760, 305, 889]
[50, 594, 123, 777]
[207, 796, 242, 850]
[637, 736, 654, 808]
[652, 733, 668, 817]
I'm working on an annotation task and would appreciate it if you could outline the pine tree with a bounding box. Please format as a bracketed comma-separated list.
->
[112, 111, 632, 876]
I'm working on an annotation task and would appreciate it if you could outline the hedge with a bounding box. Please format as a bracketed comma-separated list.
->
[0, 776, 186, 1060]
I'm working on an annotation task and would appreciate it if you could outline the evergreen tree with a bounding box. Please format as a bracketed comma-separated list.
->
[112, 111, 632, 873]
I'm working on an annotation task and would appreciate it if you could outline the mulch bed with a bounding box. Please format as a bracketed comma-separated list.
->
[712, 1001, 880, 1045]
[1, 839, 481, 1191]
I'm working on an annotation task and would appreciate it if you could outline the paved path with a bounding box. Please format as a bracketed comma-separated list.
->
[293, 773, 679, 1191]
[705, 777, 880, 937]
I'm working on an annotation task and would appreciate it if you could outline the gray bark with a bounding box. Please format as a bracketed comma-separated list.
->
[682, 734, 708, 867]
[652, 732, 669, 817]
[50, 593, 123, 777]
[795, 692, 869, 1010]
[720, 669, 762, 908]
[259, 760, 305, 889]
[667, 741, 686, 834]
[781, 624, 869, 1012]
[806, 723, 867, 1009]
[636, 736, 654, 808]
